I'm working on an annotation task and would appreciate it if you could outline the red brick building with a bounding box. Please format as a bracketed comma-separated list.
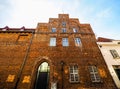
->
[0, 14, 117, 89]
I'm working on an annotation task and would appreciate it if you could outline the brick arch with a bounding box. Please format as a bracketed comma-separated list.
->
[34, 56, 52, 68]
[30, 56, 53, 89]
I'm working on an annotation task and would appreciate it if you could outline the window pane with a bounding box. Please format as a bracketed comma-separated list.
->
[75, 38, 81, 46]
[62, 28, 66, 33]
[52, 28, 56, 32]
[95, 74, 101, 81]
[89, 66, 101, 82]
[75, 74, 79, 81]
[70, 66, 73, 73]
[50, 38, 56, 46]
[62, 38, 69, 46]
[90, 74, 95, 79]
[74, 66, 78, 73]
[70, 69, 73, 73]
[69, 65, 79, 82]
[70, 74, 74, 81]
[73, 28, 77, 33]
[91, 76, 95, 81]
[93, 66, 97, 72]
[110, 50, 120, 59]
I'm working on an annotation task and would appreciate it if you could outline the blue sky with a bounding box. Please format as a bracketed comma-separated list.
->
[0, 0, 120, 39]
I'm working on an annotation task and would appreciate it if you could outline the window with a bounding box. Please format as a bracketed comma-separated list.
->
[110, 50, 120, 59]
[73, 28, 78, 33]
[113, 66, 120, 80]
[62, 38, 69, 46]
[51, 28, 56, 32]
[62, 22, 66, 27]
[50, 37, 56, 46]
[69, 65, 79, 83]
[75, 38, 81, 46]
[88, 66, 101, 83]
[62, 28, 66, 33]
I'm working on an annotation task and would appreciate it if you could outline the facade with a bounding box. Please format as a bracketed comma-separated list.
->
[0, 14, 117, 89]
[97, 37, 120, 88]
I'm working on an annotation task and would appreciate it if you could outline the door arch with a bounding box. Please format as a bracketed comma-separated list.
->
[35, 62, 50, 89]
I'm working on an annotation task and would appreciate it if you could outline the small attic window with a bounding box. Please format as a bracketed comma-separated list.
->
[20, 26, 25, 31]
[2, 26, 9, 31]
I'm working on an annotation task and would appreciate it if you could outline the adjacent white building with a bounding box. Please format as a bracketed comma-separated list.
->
[97, 38, 120, 88]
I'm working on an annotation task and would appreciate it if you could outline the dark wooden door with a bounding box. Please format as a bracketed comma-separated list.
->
[35, 72, 49, 89]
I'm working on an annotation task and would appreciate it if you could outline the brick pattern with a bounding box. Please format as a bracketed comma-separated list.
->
[0, 14, 117, 89]
[0, 33, 33, 89]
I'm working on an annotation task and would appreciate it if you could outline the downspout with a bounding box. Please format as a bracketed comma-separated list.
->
[14, 31, 34, 89]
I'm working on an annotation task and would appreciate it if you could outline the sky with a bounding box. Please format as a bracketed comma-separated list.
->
[0, 0, 120, 39]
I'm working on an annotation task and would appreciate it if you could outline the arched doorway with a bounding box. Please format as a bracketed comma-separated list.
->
[35, 62, 50, 89]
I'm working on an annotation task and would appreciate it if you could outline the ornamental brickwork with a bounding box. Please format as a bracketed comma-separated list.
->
[0, 14, 117, 89]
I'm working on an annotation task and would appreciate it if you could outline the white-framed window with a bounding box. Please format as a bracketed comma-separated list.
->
[52, 28, 56, 32]
[110, 50, 120, 59]
[62, 28, 66, 33]
[75, 38, 81, 46]
[62, 38, 69, 46]
[69, 65, 79, 83]
[88, 66, 101, 83]
[50, 37, 56, 46]
[73, 28, 78, 33]
[113, 65, 120, 80]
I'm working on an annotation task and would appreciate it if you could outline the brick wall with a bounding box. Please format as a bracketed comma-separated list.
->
[0, 14, 117, 89]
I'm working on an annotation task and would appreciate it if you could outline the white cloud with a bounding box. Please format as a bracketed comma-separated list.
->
[4, 0, 59, 27]
[0, 0, 120, 39]
[4, 0, 81, 28]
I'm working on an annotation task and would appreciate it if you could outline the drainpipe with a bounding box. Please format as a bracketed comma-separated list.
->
[14, 31, 34, 89]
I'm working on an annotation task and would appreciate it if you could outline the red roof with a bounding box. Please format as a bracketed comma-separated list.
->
[97, 37, 113, 42]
